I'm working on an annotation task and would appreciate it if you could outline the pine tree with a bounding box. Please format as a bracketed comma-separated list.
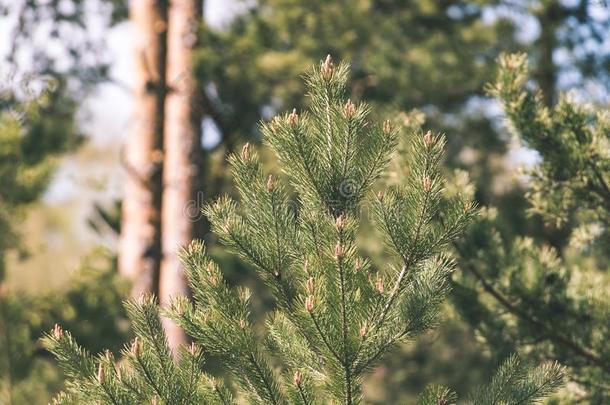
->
[46, 57, 564, 404]
[119, 0, 168, 298]
[160, 0, 204, 351]
[453, 53, 610, 402]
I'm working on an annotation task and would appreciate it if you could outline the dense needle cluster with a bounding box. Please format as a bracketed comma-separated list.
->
[453, 53, 610, 402]
[45, 57, 564, 404]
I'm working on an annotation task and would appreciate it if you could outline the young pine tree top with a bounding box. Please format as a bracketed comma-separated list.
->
[46, 56, 564, 404]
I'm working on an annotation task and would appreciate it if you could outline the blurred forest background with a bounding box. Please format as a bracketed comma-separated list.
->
[0, 0, 609, 403]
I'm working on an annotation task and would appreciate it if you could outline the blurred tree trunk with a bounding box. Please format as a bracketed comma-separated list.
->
[119, 0, 168, 298]
[535, 3, 558, 108]
[160, 0, 203, 351]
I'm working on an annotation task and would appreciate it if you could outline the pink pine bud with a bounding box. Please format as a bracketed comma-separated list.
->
[131, 337, 141, 357]
[293, 370, 303, 386]
[288, 109, 299, 126]
[422, 176, 432, 192]
[306, 277, 315, 294]
[305, 295, 314, 312]
[335, 242, 345, 259]
[239, 319, 246, 330]
[52, 324, 63, 339]
[344, 99, 356, 117]
[335, 214, 346, 231]
[423, 130, 433, 146]
[321, 55, 334, 79]
[375, 277, 384, 293]
[359, 321, 368, 338]
[266, 174, 276, 192]
[241, 143, 251, 160]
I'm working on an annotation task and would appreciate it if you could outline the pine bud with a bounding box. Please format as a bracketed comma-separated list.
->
[335, 214, 346, 231]
[306, 277, 315, 294]
[105, 350, 113, 362]
[359, 321, 368, 338]
[151, 397, 158, 405]
[288, 108, 299, 126]
[377, 190, 385, 202]
[303, 259, 310, 275]
[293, 370, 302, 386]
[305, 295, 314, 312]
[354, 258, 363, 271]
[335, 242, 345, 259]
[130, 337, 141, 357]
[375, 276, 384, 293]
[321, 54, 334, 79]
[189, 342, 197, 355]
[383, 120, 392, 134]
[52, 324, 63, 339]
[241, 143, 251, 160]
[266, 174, 276, 192]
[344, 99, 356, 117]
[97, 363, 105, 385]
[422, 176, 432, 192]
[423, 130, 433, 146]
[239, 319, 246, 330]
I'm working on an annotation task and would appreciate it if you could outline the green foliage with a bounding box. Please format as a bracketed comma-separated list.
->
[488, 53, 610, 230]
[0, 251, 129, 403]
[453, 54, 610, 403]
[194, 0, 519, 212]
[0, 81, 82, 276]
[47, 58, 563, 404]
[467, 355, 564, 405]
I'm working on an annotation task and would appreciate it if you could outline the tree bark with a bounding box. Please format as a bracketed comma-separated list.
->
[160, 0, 202, 351]
[119, 0, 168, 298]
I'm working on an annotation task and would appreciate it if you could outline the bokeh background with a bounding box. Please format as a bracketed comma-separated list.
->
[1, 0, 609, 403]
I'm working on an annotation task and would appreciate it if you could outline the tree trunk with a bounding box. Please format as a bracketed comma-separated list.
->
[160, 0, 202, 351]
[535, 2, 560, 108]
[119, 0, 168, 298]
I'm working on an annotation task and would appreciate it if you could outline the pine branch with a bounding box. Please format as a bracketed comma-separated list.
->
[459, 250, 610, 373]
[46, 56, 564, 405]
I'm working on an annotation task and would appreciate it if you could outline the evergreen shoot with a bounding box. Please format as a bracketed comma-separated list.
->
[46, 57, 564, 404]
[453, 53, 610, 402]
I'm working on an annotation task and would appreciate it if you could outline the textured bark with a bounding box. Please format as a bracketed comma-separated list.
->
[160, 0, 203, 351]
[119, 0, 168, 298]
